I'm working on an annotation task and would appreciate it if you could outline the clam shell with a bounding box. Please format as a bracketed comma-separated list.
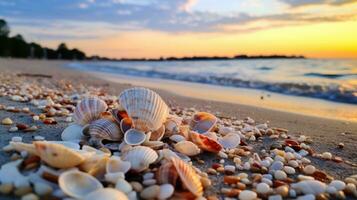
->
[165, 115, 182, 135]
[156, 161, 179, 186]
[218, 132, 241, 149]
[59, 170, 103, 199]
[121, 146, 158, 172]
[174, 141, 201, 156]
[106, 156, 131, 174]
[61, 124, 84, 142]
[120, 117, 133, 134]
[189, 131, 222, 153]
[190, 112, 217, 134]
[150, 125, 165, 141]
[170, 157, 203, 197]
[119, 87, 169, 132]
[85, 188, 128, 200]
[89, 119, 122, 141]
[124, 129, 146, 145]
[34, 141, 85, 168]
[73, 97, 108, 125]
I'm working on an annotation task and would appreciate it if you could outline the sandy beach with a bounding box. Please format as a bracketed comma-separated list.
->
[1, 58, 357, 199]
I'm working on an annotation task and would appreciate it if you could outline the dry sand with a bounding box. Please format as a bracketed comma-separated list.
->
[0, 58, 357, 199]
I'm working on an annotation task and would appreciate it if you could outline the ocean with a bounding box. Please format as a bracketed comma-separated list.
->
[67, 59, 357, 105]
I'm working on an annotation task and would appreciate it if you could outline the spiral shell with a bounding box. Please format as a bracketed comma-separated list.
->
[34, 141, 85, 168]
[189, 131, 222, 153]
[170, 157, 203, 197]
[119, 87, 169, 132]
[59, 170, 103, 199]
[121, 146, 158, 172]
[74, 97, 108, 125]
[89, 119, 122, 141]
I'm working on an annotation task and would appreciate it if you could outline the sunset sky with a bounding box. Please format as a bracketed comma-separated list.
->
[1, 0, 357, 58]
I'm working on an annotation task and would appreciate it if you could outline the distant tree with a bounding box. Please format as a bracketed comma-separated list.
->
[0, 19, 10, 37]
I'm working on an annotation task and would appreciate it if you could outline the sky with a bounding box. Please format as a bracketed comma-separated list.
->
[0, 0, 357, 58]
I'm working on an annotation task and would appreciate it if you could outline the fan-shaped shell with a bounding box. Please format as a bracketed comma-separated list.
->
[121, 146, 158, 172]
[74, 97, 108, 125]
[190, 112, 217, 134]
[34, 141, 85, 168]
[218, 132, 241, 149]
[89, 119, 122, 141]
[106, 156, 131, 174]
[189, 131, 222, 153]
[156, 161, 179, 185]
[119, 87, 169, 132]
[61, 123, 85, 142]
[174, 141, 201, 156]
[170, 157, 203, 197]
[124, 129, 146, 145]
[85, 188, 128, 200]
[59, 170, 103, 199]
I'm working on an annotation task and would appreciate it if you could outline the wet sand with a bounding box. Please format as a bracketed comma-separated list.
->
[0, 58, 357, 199]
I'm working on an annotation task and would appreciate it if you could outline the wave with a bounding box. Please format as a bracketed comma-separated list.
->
[304, 72, 357, 79]
[67, 62, 357, 104]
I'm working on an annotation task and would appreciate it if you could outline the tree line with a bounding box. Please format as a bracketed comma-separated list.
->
[0, 19, 86, 60]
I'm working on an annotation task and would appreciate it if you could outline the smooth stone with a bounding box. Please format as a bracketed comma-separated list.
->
[21, 193, 39, 200]
[33, 182, 52, 196]
[274, 170, 287, 180]
[115, 178, 133, 194]
[329, 180, 345, 191]
[303, 165, 316, 175]
[261, 160, 271, 168]
[143, 173, 154, 180]
[256, 182, 270, 194]
[140, 185, 160, 200]
[288, 160, 299, 168]
[284, 166, 296, 174]
[268, 195, 283, 200]
[239, 190, 257, 200]
[270, 161, 284, 171]
[292, 180, 327, 195]
[158, 184, 174, 199]
[322, 152, 332, 160]
[326, 186, 337, 194]
[297, 194, 315, 200]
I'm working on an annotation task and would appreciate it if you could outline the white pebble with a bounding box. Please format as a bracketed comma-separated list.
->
[284, 166, 296, 174]
[303, 165, 316, 175]
[158, 184, 174, 199]
[33, 116, 40, 121]
[224, 165, 235, 173]
[288, 160, 299, 168]
[297, 194, 315, 200]
[322, 152, 332, 160]
[268, 195, 282, 200]
[142, 179, 156, 186]
[65, 117, 72, 122]
[34, 182, 52, 196]
[9, 126, 18, 132]
[274, 170, 287, 180]
[11, 136, 22, 142]
[256, 182, 270, 194]
[33, 136, 45, 141]
[143, 173, 154, 180]
[239, 190, 257, 200]
[329, 180, 345, 191]
[115, 178, 132, 194]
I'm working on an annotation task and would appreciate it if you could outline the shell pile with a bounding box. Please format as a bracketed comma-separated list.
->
[0, 79, 357, 200]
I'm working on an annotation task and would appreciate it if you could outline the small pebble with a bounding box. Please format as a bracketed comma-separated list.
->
[303, 165, 316, 175]
[2, 117, 13, 125]
[268, 195, 282, 200]
[142, 179, 156, 186]
[274, 170, 287, 180]
[338, 143, 344, 149]
[9, 126, 18, 132]
[283, 166, 295, 174]
[158, 184, 174, 199]
[0, 183, 14, 194]
[33, 116, 40, 121]
[329, 180, 345, 191]
[140, 185, 160, 200]
[21, 193, 39, 200]
[11, 136, 23, 142]
[256, 182, 270, 194]
[115, 178, 132, 194]
[238, 190, 257, 200]
[322, 152, 332, 160]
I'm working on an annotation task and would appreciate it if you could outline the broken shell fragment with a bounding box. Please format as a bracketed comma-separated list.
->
[124, 129, 146, 145]
[190, 112, 217, 134]
[218, 132, 240, 149]
[189, 131, 222, 153]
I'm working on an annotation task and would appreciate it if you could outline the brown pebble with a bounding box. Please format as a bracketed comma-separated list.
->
[0, 183, 14, 194]
[207, 195, 219, 200]
[221, 188, 241, 197]
[207, 168, 217, 175]
[16, 123, 29, 130]
[14, 186, 32, 196]
[224, 176, 240, 184]
[338, 143, 344, 149]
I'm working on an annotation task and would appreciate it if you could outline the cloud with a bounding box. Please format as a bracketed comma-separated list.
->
[180, 0, 198, 12]
[281, 0, 357, 7]
[78, 3, 89, 9]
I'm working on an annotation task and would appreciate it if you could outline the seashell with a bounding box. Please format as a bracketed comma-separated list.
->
[73, 97, 108, 125]
[190, 112, 217, 134]
[106, 156, 131, 174]
[59, 170, 103, 199]
[110, 108, 129, 125]
[79, 154, 109, 178]
[291, 180, 327, 195]
[170, 157, 203, 197]
[164, 115, 182, 135]
[9, 142, 38, 155]
[122, 146, 158, 172]
[218, 132, 240, 149]
[142, 131, 165, 149]
[34, 141, 85, 168]
[0, 159, 29, 188]
[82, 145, 111, 157]
[89, 119, 122, 141]
[150, 125, 165, 141]
[49, 141, 80, 150]
[61, 123, 85, 142]
[174, 141, 201, 156]
[169, 134, 186, 143]
[189, 131, 222, 153]
[202, 132, 218, 141]
[104, 172, 125, 184]
[124, 129, 146, 145]
[115, 178, 133, 193]
[156, 161, 179, 186]
[85, 188, 128, 200]
[120, 118, 133, 134]
[119, 87, 169, 132]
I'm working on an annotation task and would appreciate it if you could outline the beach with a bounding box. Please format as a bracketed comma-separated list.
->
[1, 58, 357, 199]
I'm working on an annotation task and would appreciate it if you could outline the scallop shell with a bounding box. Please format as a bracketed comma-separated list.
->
[59, 170, 103, 199]
[119, 87, 169, 132]
[189, 131, 222, 153]
[150, 125, 165, 141]
[218, 132, 241, 149]
[170, 157, 203, 197]
[34, 141, 85, 168]
[73, 97, 108, 125]
[174, 141, 201, 156]
[61, 123, 85, 142]
[124, 129, 146, 145]
[89, 119, 122, 141]
[121, 146, 158, 172]
[120, 118, 133, 134]
[79, 154, 109, 178]
[190, 112, 217, 134]
[106, 156, 131, 174]
[85, 188, 128, 200]
[9, 142, 38, 155]
[156, 161, 179, 185]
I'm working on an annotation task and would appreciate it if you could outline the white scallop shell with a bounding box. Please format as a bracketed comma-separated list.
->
[124, 129, 146, 145]
[119, 87, 169, 132]
[59, 170, 103, 199]
[218, 132, 241, 149]
[174, 141, 201, 156]
[89, 119, 122, 141]
[85, 188, 128, 200]
[121, 146, 158, 172]
[61, 124, 85, 142]
[106, 156, 131, 174]
[73, 97, 108, 125]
